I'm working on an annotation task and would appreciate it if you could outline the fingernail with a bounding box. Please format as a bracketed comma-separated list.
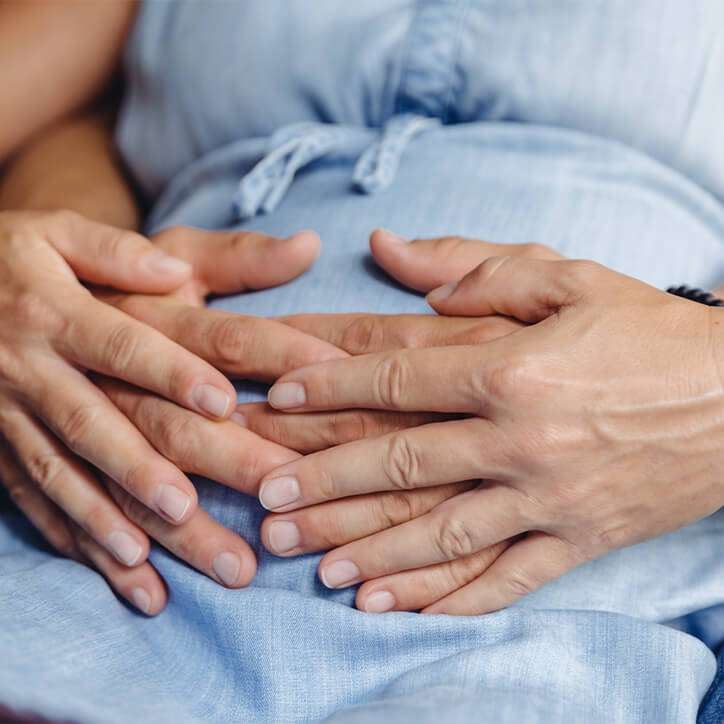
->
[426, 281, 459, 304]
[107, 530, 143, 567]
[194, 384, 232, 418]
[130, 587, 151, 615]
[143, 251, 192, 276]
[364, 590, 396, 614]
[268, 520, 301, 554]
[268, 382, 306, 410]
[259, 476, 300, 511]
[213, 552, 240, 586]
[377, 229, 408, 244]
[320, 560, 360, 588]
[230, 411, 247, 427]
[156, 485, 191, 523]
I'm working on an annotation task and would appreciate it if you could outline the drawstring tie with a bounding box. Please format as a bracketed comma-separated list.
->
[233, 114, 439, 220]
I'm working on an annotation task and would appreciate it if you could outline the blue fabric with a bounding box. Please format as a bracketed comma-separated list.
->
[2, 1, 724, 722]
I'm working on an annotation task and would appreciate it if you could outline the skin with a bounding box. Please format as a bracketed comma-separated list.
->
[0, 0, 138, 159]
[258, 233, 724, 616]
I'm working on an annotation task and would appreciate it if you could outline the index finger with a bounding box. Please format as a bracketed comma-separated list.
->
[267, 344, 494, 415]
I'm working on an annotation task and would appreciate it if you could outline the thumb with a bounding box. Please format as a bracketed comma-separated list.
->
[369, 229, 563, 292]
[426, 256, 594, 322]
[151, 226, 320, 296]
[46, 211, 192, 292]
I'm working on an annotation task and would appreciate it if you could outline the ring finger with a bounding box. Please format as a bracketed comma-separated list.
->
[317, 483, 536, 588]
[355, 538, 514, 613]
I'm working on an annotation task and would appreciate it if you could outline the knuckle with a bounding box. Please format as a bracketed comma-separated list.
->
[58, 403, 99, 453]
[96, 229, 132, 260]
[502, 567, 536, 599]
[433, 515, 477, 560]
[372, 354, 411, 409]
[563, 259, 601, 286]
[487, 353, 545, 401]
[332, 411, 370, 445]
[103, 323, 140, 374]
[113, 484, 155, 528]
[474, 255, 511, 284]
[382, 434, 422, 490]
[152, 411, 199, 462]
[465, 318, 518, 345]
[0, 347, 23, 386]
[519, 242, 553, 259]
[313, 465, 339, 502]
[432, 235, 468, 256]
[440, 558, 477, 592]
[376, 491, 416, 529]
[120, 460, 157, 500]
[24, 452, 66, 497]
[210, 317, 247, 364]
[340, 316, 385, 354]
[84, 500, 111, 535]
[11, 291, 65, 336]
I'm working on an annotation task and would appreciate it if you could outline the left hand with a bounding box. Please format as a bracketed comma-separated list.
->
[8, 223, 346, 614]
[258, 253, 724, 615]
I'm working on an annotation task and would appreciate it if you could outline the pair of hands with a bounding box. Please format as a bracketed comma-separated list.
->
[5, 210, 721, 618]
[0, 210, 525, 614]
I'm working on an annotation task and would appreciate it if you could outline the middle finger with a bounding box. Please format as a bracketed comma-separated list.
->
[258, 418, 513, 512]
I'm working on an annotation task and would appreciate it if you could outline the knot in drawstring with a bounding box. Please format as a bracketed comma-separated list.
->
[233, 114, 439, 220]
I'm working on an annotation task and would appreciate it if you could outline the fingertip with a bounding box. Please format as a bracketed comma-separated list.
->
[268, 381, 307, 410]
[370, 228, 409, 249]
[425, 281, 459, 308]
[192, 381, 236, 421]
[238, 550, 257, 587]
[142, 251, 193, 279]
[213, 549, 257, 588]
[155, 480, 198, 525]
[261, 515, 303, 557]
[282, 230, 321, 264]
[130, 580, 167, 616]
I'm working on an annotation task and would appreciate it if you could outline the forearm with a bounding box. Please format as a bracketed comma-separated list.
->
[0, 0, 137, 160]
[0, 108, 141, 230]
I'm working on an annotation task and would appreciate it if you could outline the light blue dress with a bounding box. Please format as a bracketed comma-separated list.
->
[2, 1, 724, 722]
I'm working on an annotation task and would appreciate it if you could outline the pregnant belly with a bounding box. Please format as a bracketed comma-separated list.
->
[149, 121, 724, 622]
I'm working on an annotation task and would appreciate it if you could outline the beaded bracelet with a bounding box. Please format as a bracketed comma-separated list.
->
[666, 285, 724, 307]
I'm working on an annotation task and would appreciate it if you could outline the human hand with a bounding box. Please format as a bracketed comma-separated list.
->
[258, 251, 724, 615]
[233, 234, 552, 612]
[0, 212, 338, 613]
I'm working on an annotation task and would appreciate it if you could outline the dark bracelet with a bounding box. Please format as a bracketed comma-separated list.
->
[666, 285, 724, 307]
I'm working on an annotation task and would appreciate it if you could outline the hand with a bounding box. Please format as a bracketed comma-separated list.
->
[0, 212, 337, 613]
[0, 208, 235, 549]
[258, 251, 724, 615]
[235, 233, 549, 612]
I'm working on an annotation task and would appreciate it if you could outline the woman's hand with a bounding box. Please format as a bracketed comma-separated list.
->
[258, 251, 724, 615]
[0, 211, 340, 613]
[232, 233, 544, 612]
